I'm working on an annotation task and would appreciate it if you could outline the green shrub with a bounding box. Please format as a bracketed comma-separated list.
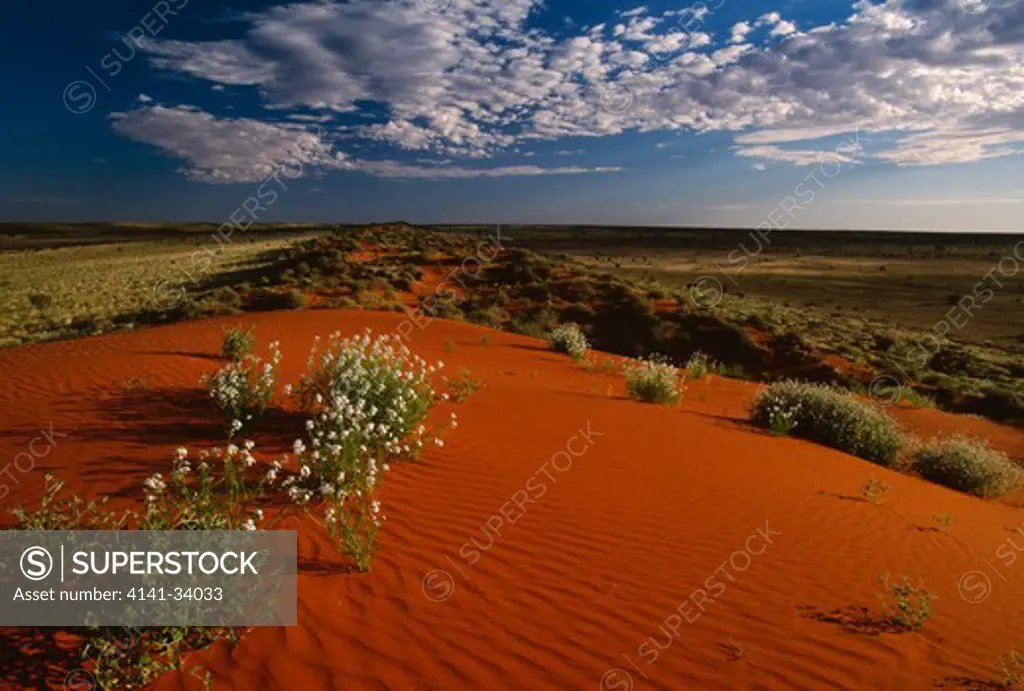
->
[625, 355, 683, 405]
[248, 288, 308, 311]
[751, 380, 903, 466]
[221, 327, 255, 361]
[549, 323, 589, 361]
[913, 436, 1018, 496]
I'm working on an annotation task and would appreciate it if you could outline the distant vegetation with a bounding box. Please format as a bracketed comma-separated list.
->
[1, 222, 1021, 426]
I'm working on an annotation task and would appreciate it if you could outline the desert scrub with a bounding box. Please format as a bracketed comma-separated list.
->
[912, 435, 1018, 496]
[549, 322, 589, 361]
[684, 351, 716, 380]
[751, 380, 903, 466]
[205, 341, 281, 422]
[449, 367, 483, 403]
[625, 355, 684, 405]
[221, 326, 255, 361]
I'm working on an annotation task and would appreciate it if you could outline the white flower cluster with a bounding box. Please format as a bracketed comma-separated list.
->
[206, 341, 281, 420]
[296, 329, 442, 470]
[765, 399, 802, 435]
[549, 323, 589, 361]
[624, 354, 684, 404]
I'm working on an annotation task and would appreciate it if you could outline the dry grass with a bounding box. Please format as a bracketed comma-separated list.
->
[0, 235, 313, 347]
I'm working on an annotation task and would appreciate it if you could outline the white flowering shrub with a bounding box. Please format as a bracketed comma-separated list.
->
[751, 380, 903, 466]
[141, 445, 267, 531]
[625, 355, 684, 404]
[549, 323, 589, 361]
[913, 435, 1018, 496]
[291, 329, 455, 571]
[205, 341, 281, 421]
[295, 330, 442, 461]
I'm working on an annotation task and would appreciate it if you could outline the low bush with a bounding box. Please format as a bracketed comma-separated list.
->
[549, 323, 589, 361]
[751, 380, 903, 466]
[912, 435, 1018, 496]
[625, 355, 684, 405]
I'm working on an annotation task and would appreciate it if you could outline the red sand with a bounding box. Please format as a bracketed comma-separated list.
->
[2, 310, 1024, 690]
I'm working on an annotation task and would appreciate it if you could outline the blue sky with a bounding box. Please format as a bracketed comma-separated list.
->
[2, 0, 1022, 230]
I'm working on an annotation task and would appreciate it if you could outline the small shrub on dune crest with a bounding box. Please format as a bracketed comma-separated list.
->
[912, 435, 1018, 497]
[684, 351, 717, 380]
[549, 322, 589, 361]
[295, 329, 443, 458]
[751, 380, 903, 466]
[625, 355, 684, 405]
[221, 326, 255, 361]
[204, 341, 281, 423]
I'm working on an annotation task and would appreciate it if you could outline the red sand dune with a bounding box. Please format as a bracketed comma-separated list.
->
[2, 309, 1024, 690]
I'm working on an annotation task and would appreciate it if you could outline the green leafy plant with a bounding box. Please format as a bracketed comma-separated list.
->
[449, 367, 483, 403]
[997, 648, 1024, 688]
[862, 474, 891, 505]
[878, 573, 936, 631]
[933, 512, 954, 533]
[221, 326, 255, 361]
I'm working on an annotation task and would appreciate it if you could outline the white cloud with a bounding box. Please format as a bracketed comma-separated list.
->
[111, 106, 343, 183]
[122, 0, 1024, 178]
[735, 145, 861, 166]
[110, 104, 620, 181]
[729, 21, 752, 44]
